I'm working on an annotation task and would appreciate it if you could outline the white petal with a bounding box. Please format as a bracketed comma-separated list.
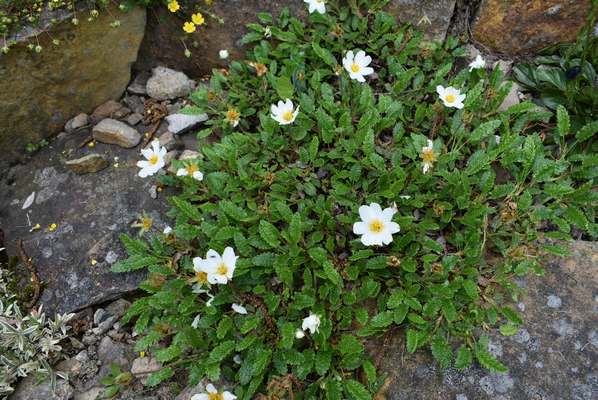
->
[353, 221, 368, 235]
[177, 168, 188, 176]
[206, 384, 217, 393]
[436, 85, 445, 96]
[193, 171, 204, 180]
[295, 329, 305, 339]
[387, 221, 401, 234]
[381, 232, 394, 245]
[232, 303, 248, 314]
[355, 50, 366, 64]
[315, 2, 325, 13]
[223, 392, 237, 400]
[361, 66, 374, 76]
[345, 50, 354, 63]
[163, 226, 172, 235]
[22, 192, 35, 210]
[381, 207, 396, 221]
[422, 163, 430, 174]
[358, 205, 372, 221]
[206, 249, 220, 260]
[222, 247, 237, 267]
[141, 148, 153, 159]
[369, 202, 382, 215]
[191, 395, 209, 400]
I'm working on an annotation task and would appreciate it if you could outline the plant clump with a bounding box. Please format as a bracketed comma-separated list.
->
[114, 2, 597, 399]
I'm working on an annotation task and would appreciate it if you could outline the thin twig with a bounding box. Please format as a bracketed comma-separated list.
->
[16, 239, 41, 309]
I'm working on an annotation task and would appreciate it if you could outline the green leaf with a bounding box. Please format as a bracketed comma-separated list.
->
[273, 75, 294, 99]
[462, 280, 479, 300]
[475, 349, 508, 373]
[209, 340, 236, 362]
[431, 336, 452, 368]
[338, 334, 364, 355]
[312, 41, 336, 67]
[111, 255, 157, 273]
[323, 260, 342, 286]
[145, 367, 174, 387]
[575, 121, 598, 142]
[406, 329, 418, 353]
[220, 200, 248, 221]
[363, 360, 376, 385]
[499, 323, 519, 336]
[258, 220, 281, 247]
[344, 379, 372, 400]
[288, 213, 302, 244]
[120, 233, 148, 256]
[171, 197, 202, 222]
[315, 350, 332, 375]
[470, 120, 501, 142]
[155, 345, 182, 363]
[441, 302, 457, 322]
[556, 105, 569, 137]
[455, 345, 472, 369]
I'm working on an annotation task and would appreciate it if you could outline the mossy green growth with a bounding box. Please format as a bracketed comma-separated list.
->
[113, 4, 597, 399]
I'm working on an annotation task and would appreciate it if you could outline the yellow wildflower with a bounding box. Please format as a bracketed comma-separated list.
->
[47, 223, 58, 232]
[183, 22, 196, 33]
[167, 0, 180, 12]
[192, 13, 205, 25]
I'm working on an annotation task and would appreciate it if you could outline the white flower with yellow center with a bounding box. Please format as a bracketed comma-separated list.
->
[468, 54, 486, 72]
[271, 99, 299, 125]
[191, 383, 236, 400]
[176, 164, 204, 181]
[436, 85, 465, 109]
[353, 203, 400, 246]
[304, 0, 326, 14]
[342, 50, 374, 83]
[137, 140, 166, 178]
[420, 139, 437, 174]
[301, 313, 321, 335]
[194, 247, 238, 285]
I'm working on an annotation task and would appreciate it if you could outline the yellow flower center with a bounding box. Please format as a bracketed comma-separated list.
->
[149, 154, 159, 165]
[208, 393, 223, 400]
[351, 63, 360, 73]
[196, 271, 208, 284]
[282, 110, 294, 122]
[142, 217, 153, 232]
[186, 164, 199, 175]
[369, 219, 384, 233]
[226, 108, 240, 122]
[217, 263, 228, 276]
[421, 149, 436, 163]
[445, 94, 456, 103]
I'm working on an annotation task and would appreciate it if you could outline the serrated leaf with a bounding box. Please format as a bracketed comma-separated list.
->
[288, 213, 302, 244]
[475, 349, 508, 373]
[312, 41, 336, 67]
[462, 280, 479, 300]
[406, 329, 418, 353]
[111, 255, 157, 273]
[323, 260, 342, 286]
[145, 367, 174, 387]
[431, 336, 452, 368]
[499, 323, 519, 336]
[273, 75, 294, 99]
[315, 350, 332, 375]
[470, 120, 501, 142]
[556, 105, 569, 137]
[220, 200, 248, 221]
[338, 334, 364, 355]
[575, 121, 598, 142]
[455, 345, 472, 369]
[171, 197, 202, 222]
[209, 340, 235, 362]
[344, 379, 372, 400]
[258, 220, 280, 247]
[120, 233, 148, 256]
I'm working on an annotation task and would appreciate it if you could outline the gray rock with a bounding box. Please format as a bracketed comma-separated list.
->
[64, 154, 109, 174]
[105, 298, 131, 319]
[126, 112, 143, 126]
[97, 337, 128, 368]
[65, 113, 90, 133]
[91, 100, 131, 123]
[547, 295, 562, 309]
[497, 82, 521, 112]
[131, 357, 162, 384]
[74, 387, 103, 400]
[386, 0, 457, 42]
[93, 308, 106, 326]
[494, 59, 513, 75]
[127, 73, 149, 95]
[165, 113, 208, 134]
[9, 376, 73, 400]
[146, 67, 194, 100]
[56, 356, 83, 377]
[92, 315, 117, 335]
[179, 150, 200, 161]
[92, 119, 141, 148]
[123, 95, 146, 115]
[158, 131, 181, 151]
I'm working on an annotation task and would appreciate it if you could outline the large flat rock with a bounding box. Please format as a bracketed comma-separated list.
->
[385, 0, 456, 42]
[0, 128, 170, 315]
[472, 0, 592, 55]
[370, 240, 598, 399]
[0, 5, 146, 169]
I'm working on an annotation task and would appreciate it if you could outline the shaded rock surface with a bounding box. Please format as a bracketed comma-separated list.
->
[0, 126, 171, 315]
[0, 5, 146, 169]
[370, 240, 598, 399]
[473, 0, 592, 55]
[92, 119, 142, 148]
[385, 0, 457, 42]
[64, 154, 109, 174]
[146, 66, 195, 100]
[9, 376, 73, 400]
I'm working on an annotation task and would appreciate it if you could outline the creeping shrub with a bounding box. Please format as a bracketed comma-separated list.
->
[115, 4, 597, 398]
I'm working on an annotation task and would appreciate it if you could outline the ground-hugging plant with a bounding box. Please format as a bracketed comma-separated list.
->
[114, 4, 597, 399]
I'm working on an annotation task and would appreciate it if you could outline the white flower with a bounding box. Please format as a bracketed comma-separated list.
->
[342, 50, 374, 83]
[176, 164, 204, 181]
[301, 313, 321, 335]
[304, 0, 326, 14]
[352, 203, 400, 246]
[191, 383, 236, 400]
[295, 328, 306, 339]
[193, 247, 238, 285]
[219, 49, 229, 59]
[271, 99, 299, 125]
[137, 140, 166, 178]
[232, 303, 248, 314]
[163, 226, 173, 235]
[436, 85, 465, 109]
[468, 54, 486, 72]
[494, 135, 501, 145]
[420, 139, 436, 174]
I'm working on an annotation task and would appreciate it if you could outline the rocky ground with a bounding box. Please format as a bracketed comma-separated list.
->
[1, 61, 595, 399]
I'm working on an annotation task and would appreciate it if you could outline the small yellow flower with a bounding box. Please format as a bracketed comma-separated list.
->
[132, 213, 153, 236]
[47, 223, 58, 232]
[183, 22, 196, 33]
[167, 0, 180, 12]
[91, 259, 98, 266]
[192, 13, 205, 25]
[225, 107, 240, 127]
[88, 141, 95, 148]
[31, 223, 41, 231]
[249, 62, 268, 77]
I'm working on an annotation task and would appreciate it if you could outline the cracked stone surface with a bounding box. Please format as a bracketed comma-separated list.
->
[0, 126, 172, 315]
[369, 240, 598, 399]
